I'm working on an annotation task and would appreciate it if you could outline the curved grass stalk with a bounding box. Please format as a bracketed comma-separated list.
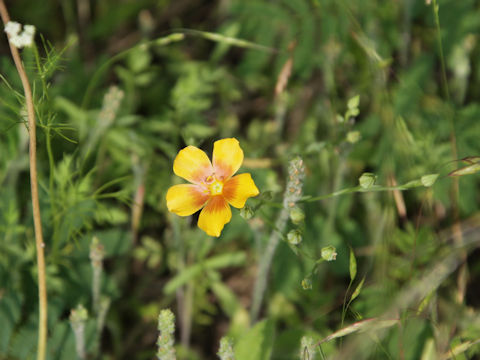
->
[81, 29, 279, 109]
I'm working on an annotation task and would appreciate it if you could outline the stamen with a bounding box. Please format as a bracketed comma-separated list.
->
[209, 180, 224, 195]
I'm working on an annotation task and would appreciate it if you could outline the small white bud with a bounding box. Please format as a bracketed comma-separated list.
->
[10, 36, 24, 48]
[4, 21, 21, 37]
[19, 31, 34, 47]
[4, 22, 35, 48]
[23, 25, 36, 35]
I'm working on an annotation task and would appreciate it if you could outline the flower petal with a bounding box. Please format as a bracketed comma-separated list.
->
[166, 184, 209, 216]
[223, 173, 260, 208]
[212, 138, 244, 180]
[173, 146, 213, 184]
[198, 196, 232, 237]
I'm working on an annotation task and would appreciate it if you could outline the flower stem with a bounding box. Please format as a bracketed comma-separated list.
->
[250, 157, 305, 322]
[0, 2, 47, 359]
[431, 0, 465, 304]
[69, 305, 88, 360]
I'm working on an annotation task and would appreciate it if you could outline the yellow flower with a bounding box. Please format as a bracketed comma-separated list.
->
[166, 138, 260, 237]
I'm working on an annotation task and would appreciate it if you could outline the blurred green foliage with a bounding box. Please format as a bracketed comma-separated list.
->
[1, 0, 480, 359]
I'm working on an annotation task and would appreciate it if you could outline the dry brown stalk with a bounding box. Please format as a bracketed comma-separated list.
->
[0, 2, 48, 359]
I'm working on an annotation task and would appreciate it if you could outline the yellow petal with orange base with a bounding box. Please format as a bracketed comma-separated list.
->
[212, 138, 244, 180]
[198, 196, 232, 237]
[166, 184, 209, 216]
[173, 146, 213, 184]
[223, 173, 260, 208]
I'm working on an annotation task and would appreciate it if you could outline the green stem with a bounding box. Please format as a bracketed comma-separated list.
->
[32, 44, 48, 98]
[431, 0, 450, 101]
[302, 180, 435, 204]
[432, 0, 465, 306]
[339, 279, 353, 347]
[251, 158, 305, 322]
[45, 128, 61, 256]
[46, 129, 54, 192]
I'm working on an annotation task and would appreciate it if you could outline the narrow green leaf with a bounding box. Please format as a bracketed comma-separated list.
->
[318, 318, 398, 345]
[54, 96, 88, 123]
[401, 179, 423, 189]
[416, 291, 434, 315]
[421, 174, 439, 187]
[350, 276, 365, 302]
[210, 281, 241, 317]
[448, 162, 480, 177]
[442, 339, 480, 359]
[421, 338, 436, 360]
[460, 156, 480, 164]
[349, 247, 357, 282]
[182, 29, 278, 53]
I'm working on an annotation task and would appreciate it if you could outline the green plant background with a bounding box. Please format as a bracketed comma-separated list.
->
[1, 0, 480, 359]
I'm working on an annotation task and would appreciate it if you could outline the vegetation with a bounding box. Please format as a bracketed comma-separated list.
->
[1, 0, 480, 359]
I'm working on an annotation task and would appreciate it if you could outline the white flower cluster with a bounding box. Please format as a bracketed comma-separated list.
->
[4, 21, 35, 48]
[156, 309, 176, 360]
[217, 337, 235, 360]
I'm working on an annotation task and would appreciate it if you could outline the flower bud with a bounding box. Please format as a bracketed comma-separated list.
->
[359, 172, 377, 189]
[301, 278, 312, 290]
[260, 191, 273, 201]
[240, 205, 254, 220]
[287, 229, 302, 245]
[346, 131, 361, 144]
[4, 22, 21, 37]
[321, 245, 337, 261]
[217, 337, 235, 360]
[69, 304, 88, 360]
[69, 304, 88, 323]
[4, 22, 35, 48]
[289, 207, 305, 224]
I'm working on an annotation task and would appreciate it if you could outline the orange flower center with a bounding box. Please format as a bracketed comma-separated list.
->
[204, 174, 224, 196]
